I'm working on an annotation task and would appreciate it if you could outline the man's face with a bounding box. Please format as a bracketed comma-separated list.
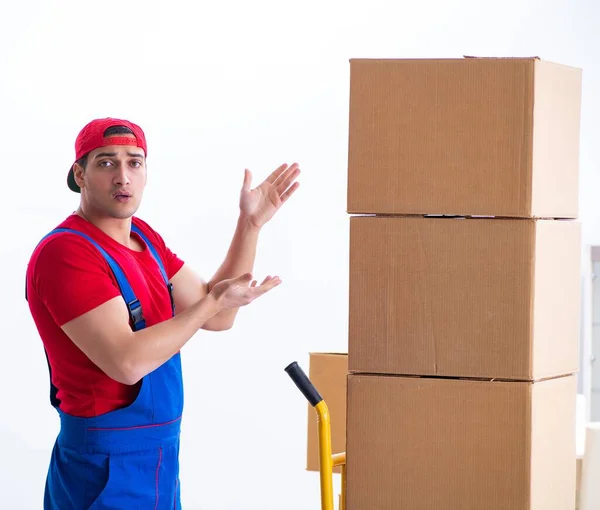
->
[73, 135, 147, 220]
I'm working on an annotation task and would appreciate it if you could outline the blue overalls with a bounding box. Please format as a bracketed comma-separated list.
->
[29, 225, 183, 509]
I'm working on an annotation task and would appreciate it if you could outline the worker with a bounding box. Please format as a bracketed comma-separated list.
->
[25, 117, 300, 509]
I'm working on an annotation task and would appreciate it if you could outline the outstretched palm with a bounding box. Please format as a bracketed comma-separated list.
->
[239, 163, 300, 228]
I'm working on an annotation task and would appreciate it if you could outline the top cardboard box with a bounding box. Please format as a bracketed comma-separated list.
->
[347, 57, 582, 218]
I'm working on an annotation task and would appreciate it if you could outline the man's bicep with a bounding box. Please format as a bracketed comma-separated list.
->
[170, 263, 209, 315]
[60, 296, 135, 383]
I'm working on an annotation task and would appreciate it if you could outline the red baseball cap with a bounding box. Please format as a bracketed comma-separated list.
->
[67, 117, 148, 193]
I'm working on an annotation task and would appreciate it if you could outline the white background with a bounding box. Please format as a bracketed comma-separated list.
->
[1, 0, 599, 508]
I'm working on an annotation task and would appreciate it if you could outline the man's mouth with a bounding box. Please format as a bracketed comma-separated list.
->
[113, 192, 132, 202]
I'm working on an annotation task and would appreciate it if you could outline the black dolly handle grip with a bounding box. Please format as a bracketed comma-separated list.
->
[285, 361, 323, 407]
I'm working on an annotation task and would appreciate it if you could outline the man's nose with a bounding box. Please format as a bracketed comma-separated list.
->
[113, 163, 131, 186]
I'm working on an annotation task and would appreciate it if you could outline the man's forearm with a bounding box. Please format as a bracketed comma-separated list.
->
[206, 213, 261, 327]
[121, 294, 220, 383]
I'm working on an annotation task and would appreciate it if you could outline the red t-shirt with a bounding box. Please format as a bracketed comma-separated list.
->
[26, 214, 185, 418]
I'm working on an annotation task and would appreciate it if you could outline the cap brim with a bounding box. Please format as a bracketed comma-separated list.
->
[67, 166, 81, 193]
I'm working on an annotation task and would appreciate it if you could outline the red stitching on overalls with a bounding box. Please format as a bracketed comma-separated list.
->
[87, 415, 182, 431]
[174, 478, 178, 509]
[155, 447, 163, 510]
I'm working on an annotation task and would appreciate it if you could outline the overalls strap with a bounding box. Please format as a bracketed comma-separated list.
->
[131, 223, 176, 317]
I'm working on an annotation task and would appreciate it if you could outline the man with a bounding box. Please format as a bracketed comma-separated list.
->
[25, 117, 300, 509]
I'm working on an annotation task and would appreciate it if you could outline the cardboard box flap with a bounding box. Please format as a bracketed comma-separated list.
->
[463, 55, 541, 60]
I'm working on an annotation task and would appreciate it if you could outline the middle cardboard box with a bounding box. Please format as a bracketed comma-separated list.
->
[348, 214, 581, 381]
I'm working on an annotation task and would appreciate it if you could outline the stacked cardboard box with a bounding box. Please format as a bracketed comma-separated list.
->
[345, 57, 583, 510]
[305, 352, 348, 473]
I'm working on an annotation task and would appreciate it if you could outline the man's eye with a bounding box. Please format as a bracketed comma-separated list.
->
[99, 161, 112, 167]
[130, 161, 142, 168]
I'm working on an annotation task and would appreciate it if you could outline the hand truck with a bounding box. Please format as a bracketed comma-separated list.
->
[285, 361, 346, 510]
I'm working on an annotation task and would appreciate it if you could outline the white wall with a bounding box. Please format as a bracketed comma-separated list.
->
[1, 0, 598, 508]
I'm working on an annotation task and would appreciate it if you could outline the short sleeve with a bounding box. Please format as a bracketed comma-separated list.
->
[163, 243, 185, 280]
[31, 234, 121, 326]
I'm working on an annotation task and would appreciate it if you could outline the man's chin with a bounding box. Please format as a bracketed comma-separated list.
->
[109, 205, 139, 220]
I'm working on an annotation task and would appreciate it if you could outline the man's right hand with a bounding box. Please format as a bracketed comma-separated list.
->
[209, 273, 282, 311]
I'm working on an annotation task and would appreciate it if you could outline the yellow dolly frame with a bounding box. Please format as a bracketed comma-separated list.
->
[285, 361, 346, 510]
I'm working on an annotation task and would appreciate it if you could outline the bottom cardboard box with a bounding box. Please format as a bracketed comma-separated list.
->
[346, 373, 577, 510]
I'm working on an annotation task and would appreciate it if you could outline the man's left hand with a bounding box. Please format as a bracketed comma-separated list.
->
[239, 162, 300, 229]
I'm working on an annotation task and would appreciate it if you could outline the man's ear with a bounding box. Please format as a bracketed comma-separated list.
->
[73, 163, 85, 189]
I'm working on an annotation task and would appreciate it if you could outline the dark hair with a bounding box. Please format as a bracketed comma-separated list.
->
[76, 125, 135, 169]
